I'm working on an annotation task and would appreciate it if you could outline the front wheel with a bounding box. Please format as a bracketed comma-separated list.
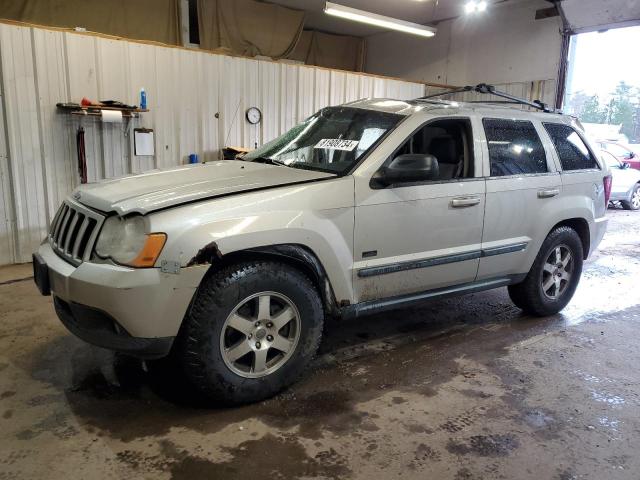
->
[621, 184, 640, 210]
[178, 261, 324, 405]
[508, 226, 583, 317]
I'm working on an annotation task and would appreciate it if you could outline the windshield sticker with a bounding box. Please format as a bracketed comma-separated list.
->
[314, 139, 359, 151]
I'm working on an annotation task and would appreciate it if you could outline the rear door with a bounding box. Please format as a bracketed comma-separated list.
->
[477, 117, 562, 281]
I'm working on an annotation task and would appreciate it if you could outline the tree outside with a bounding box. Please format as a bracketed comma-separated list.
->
[564, 26, 640, 144]
[566, 81, 639, 142]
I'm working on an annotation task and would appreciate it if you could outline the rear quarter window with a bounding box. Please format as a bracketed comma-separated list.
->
[482, 118, 548, 177]
[543, 123, 599, 171]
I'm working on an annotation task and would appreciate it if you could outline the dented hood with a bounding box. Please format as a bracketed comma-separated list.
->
[73, 161, 334, 215]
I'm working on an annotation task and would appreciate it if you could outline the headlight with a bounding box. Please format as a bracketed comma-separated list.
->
[95, 215, 166, 267]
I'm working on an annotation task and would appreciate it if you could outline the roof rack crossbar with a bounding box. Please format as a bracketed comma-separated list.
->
[416, 83, 559, 113]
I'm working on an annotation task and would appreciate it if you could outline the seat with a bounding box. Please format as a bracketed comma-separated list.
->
[429, 136, 462, 180]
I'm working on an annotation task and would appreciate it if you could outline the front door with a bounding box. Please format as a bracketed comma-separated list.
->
[352, 116, 486, 303]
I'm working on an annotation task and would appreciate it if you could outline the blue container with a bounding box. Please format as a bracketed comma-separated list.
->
[140, 88, 147, 110]
[189, 154, 199, 164]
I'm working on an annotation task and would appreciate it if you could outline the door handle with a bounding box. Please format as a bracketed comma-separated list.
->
[537, 189, 560, 199]
[451, 196, 481, 208]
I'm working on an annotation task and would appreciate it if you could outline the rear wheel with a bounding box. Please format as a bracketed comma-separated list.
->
[178, 261, 323, 405]
[508, 227, 583, 316]
[621, 184, 640, 210]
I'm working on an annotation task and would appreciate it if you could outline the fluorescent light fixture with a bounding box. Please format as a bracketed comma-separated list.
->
[477, 1, 488, 11]
[464, 1, 476, 13]
[324, 2, 436, 38]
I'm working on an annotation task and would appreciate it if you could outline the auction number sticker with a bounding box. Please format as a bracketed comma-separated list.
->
[314, 138, 359, 151]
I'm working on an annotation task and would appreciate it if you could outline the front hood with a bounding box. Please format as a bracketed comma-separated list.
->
[73, 161, 334, 215]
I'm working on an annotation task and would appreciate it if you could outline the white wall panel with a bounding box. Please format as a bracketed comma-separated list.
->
[242, 59, 261, 150]
[220, 56, 245, 150]
[259, 61, 280, 146]
[0, 85, 16, 265]
[359, 76, 375, 99]
[329, 71, 346, 106]
[280, 64, 298, 134]
[127, 42, 159, 171]
[0, 23, 426, 265]
[32, 28, 75, 222]
[297, 66, 315, 122]
[0, 25, 47, 262]
[198, 53, 221, 163]
[344, 74, 360, 103]
[314, 70, 330, 111]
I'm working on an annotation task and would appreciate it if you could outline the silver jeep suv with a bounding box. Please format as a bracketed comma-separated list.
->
[34, 94, 610, 404]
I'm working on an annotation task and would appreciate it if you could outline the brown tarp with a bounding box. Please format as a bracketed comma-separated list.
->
[288, 30, 365, 72]
[0, 0, 181, 45]
[197, 0, 305, 59]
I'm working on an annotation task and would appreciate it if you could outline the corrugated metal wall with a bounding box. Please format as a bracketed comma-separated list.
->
[0, 23, 425, 266]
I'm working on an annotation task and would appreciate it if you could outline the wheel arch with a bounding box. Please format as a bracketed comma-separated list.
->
[195, 243, 341, 316]
[551, 217, 590, 259]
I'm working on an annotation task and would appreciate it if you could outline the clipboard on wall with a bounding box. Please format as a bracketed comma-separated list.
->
[134, 128, 155, 156]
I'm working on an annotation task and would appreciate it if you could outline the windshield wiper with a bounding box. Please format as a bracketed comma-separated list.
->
[246, 156, 287, 167]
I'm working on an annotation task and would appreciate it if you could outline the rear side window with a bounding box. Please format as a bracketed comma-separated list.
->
[483, 119, 548, 177]
[544, 123, 598, 171]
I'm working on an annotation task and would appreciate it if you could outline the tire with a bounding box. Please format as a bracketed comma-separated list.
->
[178, 261, 324, 405]
[621, 184, 640, 210]
[508, 226, 583, 317]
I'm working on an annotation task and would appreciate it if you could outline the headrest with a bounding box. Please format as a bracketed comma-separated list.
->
[429, 136, 457, 164]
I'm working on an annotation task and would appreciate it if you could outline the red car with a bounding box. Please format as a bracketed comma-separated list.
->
[596, 141, 640, 169]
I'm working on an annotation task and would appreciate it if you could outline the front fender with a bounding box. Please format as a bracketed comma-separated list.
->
[149, 177, 356, 304]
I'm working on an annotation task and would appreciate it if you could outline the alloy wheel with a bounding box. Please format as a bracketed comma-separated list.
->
[632, 187, 640, 209]
[541, 245, 573, 299]
[220, 291, 301, 378]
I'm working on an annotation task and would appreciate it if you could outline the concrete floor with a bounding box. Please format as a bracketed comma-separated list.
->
[1, 210, 640, 480]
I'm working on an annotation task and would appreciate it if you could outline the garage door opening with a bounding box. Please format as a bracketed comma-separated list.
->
[564, 26, 640, 150]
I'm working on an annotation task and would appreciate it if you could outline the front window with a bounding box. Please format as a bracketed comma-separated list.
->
[243, 107, 403, 174]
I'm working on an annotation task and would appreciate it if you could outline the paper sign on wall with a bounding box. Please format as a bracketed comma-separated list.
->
[314, 138, 359, 151]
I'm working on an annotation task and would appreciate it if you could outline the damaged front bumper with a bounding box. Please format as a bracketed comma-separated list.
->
[35, 242, 208, 357]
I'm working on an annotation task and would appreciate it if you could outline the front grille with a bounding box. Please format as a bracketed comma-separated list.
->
[49, 199, 104, 266]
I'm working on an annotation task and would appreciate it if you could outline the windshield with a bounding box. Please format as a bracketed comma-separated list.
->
[243, 106, 403, 174]
[601, 150, 621, 168]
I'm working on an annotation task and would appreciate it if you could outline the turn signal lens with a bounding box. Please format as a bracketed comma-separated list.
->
[129, 233, 167, 268]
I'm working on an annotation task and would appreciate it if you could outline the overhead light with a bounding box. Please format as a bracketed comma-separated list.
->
[465, 1, 488, 13]
[324, 2, 437, 38]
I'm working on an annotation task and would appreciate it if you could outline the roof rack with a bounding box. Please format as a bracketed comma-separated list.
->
[415, 83, 560, 114]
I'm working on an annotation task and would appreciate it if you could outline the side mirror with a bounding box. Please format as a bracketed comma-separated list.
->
[629, 151, 636, 159]
[622, 162, 631, 169]
[379, 154, 439, 186]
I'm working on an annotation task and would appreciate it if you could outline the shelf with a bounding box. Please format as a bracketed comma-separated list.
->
[57, 103, 148, 116]
[69, 110, 142, 118]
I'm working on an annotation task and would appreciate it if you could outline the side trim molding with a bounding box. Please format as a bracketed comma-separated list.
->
[357, 242, 528, 278]
[357, 251, 481, 278]
[342, 274, 527, 319]
[481, 242, 528, 258]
